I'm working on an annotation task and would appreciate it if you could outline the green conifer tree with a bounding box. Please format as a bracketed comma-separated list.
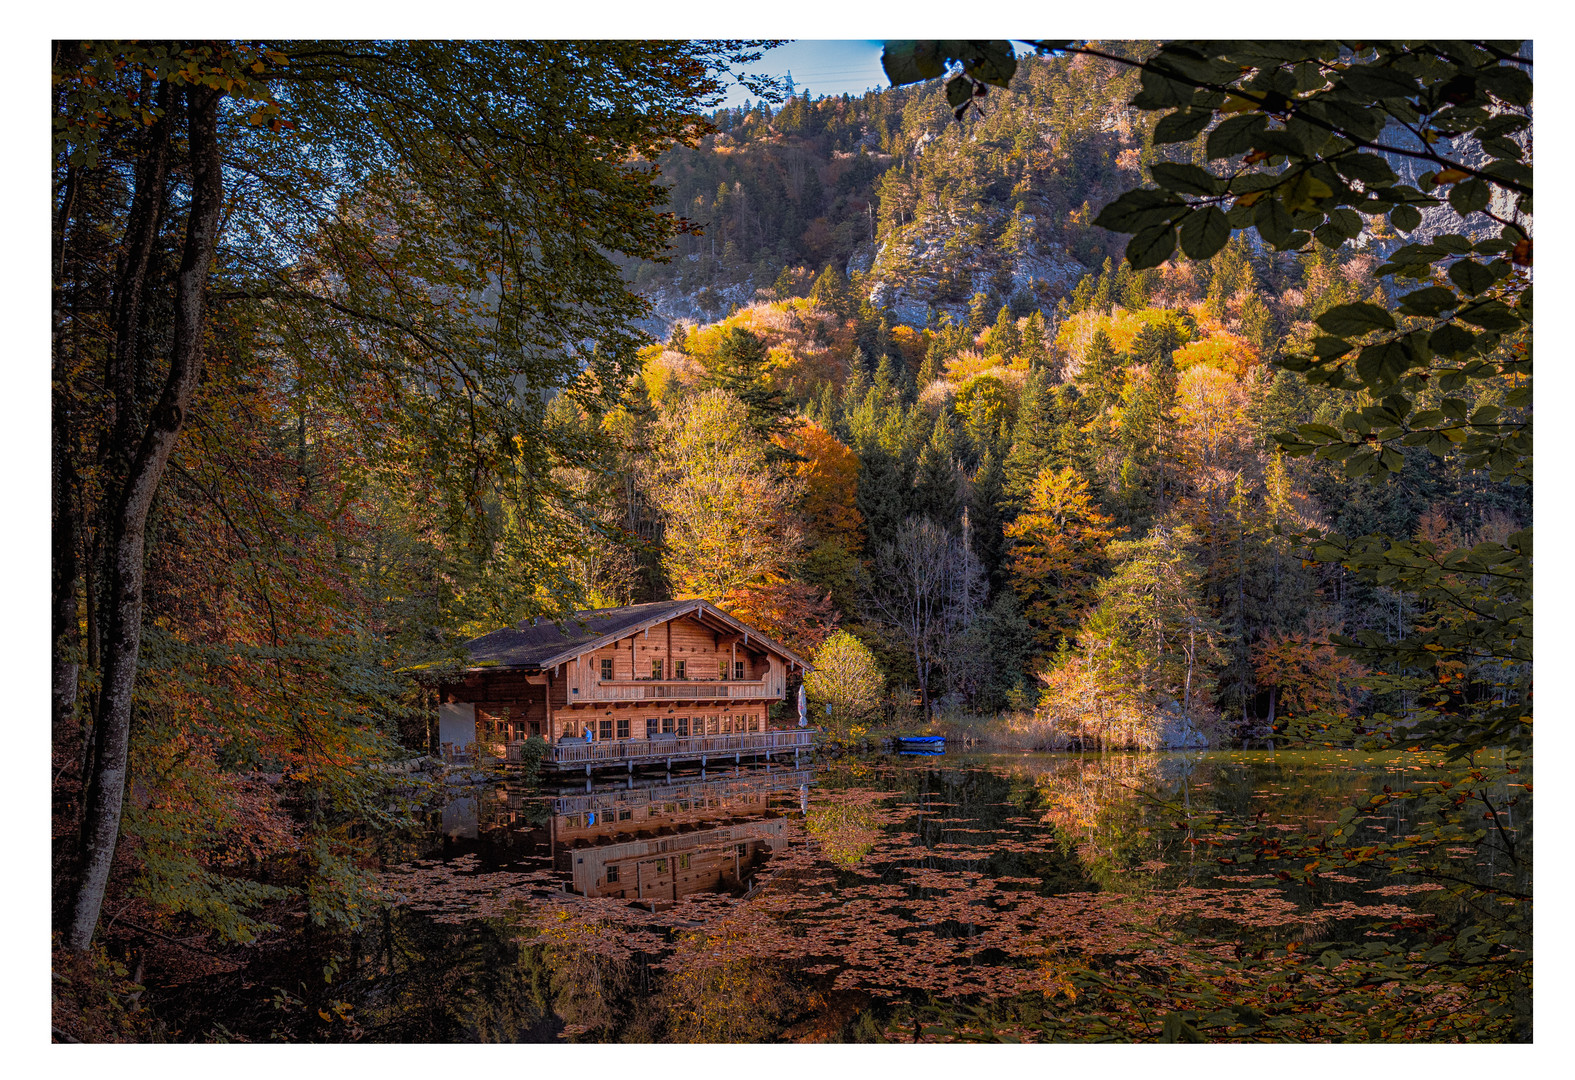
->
[708, 326, 793, 444]
[988, 305, 1021, 358]
[855, 443, 908, 557]
[1020, 310, 1047, 366]
[910, 412, 962, 527]
[968, 448, 1009, 592]
[966, 291, 993, 335]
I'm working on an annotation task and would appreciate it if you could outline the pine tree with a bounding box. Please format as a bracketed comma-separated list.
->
[917, 345, 943, 388]
[1068, 274, 1094, 314]
[1020, 310, 1047, 367]
[810, 381, 840, 433]
[1002, 368, 1055, 511]
[707, 326, 793, 443]
[987, 305, 1021, 358]
[1090, 256, 1115, 312]
[966, 291, 993, 335]
[809, 263, 849, 317]
[910, 415, 962, 528]
[855, 443, 908, 557]
[667, 320, 690, 353]
[968, 448, 1008, 593]
[1075, 328, 1125, 417]
[772, 264, 797, 300]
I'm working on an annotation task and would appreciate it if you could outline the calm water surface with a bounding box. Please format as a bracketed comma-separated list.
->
[290, 748, 1524, 1041]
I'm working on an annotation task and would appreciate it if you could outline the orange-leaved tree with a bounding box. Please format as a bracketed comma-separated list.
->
[1251, 626, 1368, 728]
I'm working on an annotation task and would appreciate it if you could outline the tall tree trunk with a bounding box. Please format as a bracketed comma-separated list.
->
[67, 84, 224, 951]
[52, 162, 82, 739]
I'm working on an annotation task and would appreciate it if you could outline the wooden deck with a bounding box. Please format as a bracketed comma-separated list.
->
[543, 728, 817, 773]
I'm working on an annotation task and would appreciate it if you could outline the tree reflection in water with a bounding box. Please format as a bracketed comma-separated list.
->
[217, 752, 1524, 1042]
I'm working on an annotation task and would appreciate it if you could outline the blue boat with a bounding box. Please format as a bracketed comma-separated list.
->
[896, 735, 945, 754]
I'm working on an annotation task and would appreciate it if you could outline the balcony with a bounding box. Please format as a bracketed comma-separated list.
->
[577, 678, 779, 702]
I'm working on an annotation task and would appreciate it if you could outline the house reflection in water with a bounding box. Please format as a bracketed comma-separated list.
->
[465, 765, 815, 905]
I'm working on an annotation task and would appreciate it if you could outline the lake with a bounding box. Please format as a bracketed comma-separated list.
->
[188, 748, 1532, 1042]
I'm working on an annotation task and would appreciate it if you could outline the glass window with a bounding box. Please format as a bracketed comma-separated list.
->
[675, 660, 686, 680]
[719, 659, 728, 680]
[679, 854, 691, 870]
[616, 717, 630, 739]
[735, 661, 746, 680]
[722, 716, 732, 734]
[598, 719, 613, 741]
[676, 717, 689, 737]
[651, 660, 663, 680]
[662, 716, 675, 735]
[656, 859, 668, 874]
[619, 808, 632, 821]
[606, 864, 619, 883]
[600, 658, 613, 681]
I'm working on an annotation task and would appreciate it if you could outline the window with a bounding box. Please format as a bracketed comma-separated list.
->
[718, 659, 728, 680]
[600, 658, 613, 681]
[651, 659, 663, 680]
[618, 807, 632, 821]
[598, 719, 613, 741]
[676, 717, 689, 737]
[616, 717, 630, 739]
[606, 864, 619, 883]
[735, 661, 746, 680]
[709, 716, 720, 735]
[644, 718, 656, 738]
[662, 717, 675, 735]
[679, 854, 691, 870]
[675, 660, 686, 680]
[736, 843, 748, 857]
[656, 858, 668, 874]
[722, 715, 732, 734]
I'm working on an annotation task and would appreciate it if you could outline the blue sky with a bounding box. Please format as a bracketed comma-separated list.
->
[715, 40, 890, 108]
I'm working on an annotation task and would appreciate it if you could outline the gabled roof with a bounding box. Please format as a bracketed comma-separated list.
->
[460, 599, 811, 673]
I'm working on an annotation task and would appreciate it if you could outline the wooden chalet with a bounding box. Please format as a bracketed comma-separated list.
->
[438, 599, 815, 772]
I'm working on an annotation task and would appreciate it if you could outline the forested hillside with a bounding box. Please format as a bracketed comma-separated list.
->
[595, 46, 1528, 749]
[632, 46, 1155, 331]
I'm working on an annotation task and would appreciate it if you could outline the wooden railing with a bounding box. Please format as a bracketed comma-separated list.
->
[546, 727, 816, 769]
[577, 678, 779, 702]
[550, 767, 816, 816]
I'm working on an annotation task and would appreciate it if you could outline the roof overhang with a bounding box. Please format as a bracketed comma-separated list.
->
[458, 599, 811, 674]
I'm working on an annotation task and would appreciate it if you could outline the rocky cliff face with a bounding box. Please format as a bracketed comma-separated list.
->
[862, 211, 1089, 329]
[634, 274, 762, 339]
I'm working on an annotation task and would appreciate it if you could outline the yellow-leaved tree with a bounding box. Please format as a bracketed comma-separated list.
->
[804, 630, 885, 734]
[1005, 466, 1119, 650]
[649, 388, 803, 601]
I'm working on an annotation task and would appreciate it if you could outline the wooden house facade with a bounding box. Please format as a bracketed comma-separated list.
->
[438, 600, 812, 766]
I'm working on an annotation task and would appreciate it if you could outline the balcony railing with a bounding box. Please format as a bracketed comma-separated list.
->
[544, 727, 817, 770]
[577, 678, 778, 701]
